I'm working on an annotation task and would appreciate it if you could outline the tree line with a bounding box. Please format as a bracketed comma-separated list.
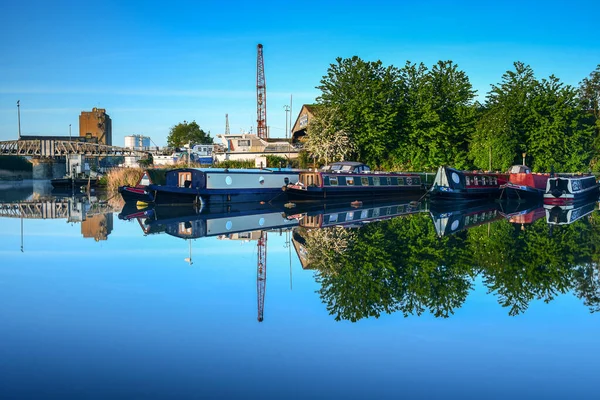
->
[304, 58, 600, 173]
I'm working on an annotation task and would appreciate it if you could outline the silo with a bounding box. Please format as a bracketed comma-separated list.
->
[139, 135, 150, 150]
[124, 135, 136, 149]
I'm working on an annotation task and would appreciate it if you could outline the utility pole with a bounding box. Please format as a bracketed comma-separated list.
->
[69, 124, 72, 141]
[283, 105, 290, 139]
[17, 100, 21, 139]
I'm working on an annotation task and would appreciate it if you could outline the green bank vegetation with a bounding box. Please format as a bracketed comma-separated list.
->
[302, 59, 600, 173]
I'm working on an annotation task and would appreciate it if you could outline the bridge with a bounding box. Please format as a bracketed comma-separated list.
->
[0, 139, 151, 158]
[0, 198, 119, 220]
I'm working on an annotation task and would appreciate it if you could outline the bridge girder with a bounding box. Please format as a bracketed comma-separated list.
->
[0, 140, 151, 158]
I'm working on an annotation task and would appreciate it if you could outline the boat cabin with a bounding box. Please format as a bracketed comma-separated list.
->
[509, 165, 531, 174]
[321, 161, 371, 174]
[165, 168, 206, 189]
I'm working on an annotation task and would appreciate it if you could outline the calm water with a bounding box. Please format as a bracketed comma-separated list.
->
[1, 181, 600, 399]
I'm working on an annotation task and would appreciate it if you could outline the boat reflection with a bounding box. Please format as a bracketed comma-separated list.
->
[500, 200, 546, 228]
[545, 200, 598, 225]
[429, 200, 504, 237]
[284, 196, 427, 229]
[135, 202, 297, 240]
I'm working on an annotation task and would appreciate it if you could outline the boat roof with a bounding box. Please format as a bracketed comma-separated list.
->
[167, 167, 299, 174]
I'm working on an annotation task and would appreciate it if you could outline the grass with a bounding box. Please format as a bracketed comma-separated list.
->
[105, 167, 145, 194]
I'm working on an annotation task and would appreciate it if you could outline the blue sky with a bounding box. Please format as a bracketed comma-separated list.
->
[1, 0, 599, 147]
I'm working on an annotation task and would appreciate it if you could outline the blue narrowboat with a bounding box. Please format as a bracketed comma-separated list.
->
[429, 166, 509, 202]
[148, 167, 299, 205]
[543, 175, 600, 206]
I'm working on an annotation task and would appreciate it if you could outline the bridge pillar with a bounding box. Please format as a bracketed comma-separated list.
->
[30, 159, 66, 180]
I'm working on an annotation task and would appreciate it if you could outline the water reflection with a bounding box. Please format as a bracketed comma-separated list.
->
[2, 183, 600, 323]
[294, 197, 600, 321]
[0, 188, 118, 243]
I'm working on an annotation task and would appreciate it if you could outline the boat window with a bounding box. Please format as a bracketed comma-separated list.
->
[380, 177, 388, 185]
[373, 177, 380, 186]
[178, 172, 192, 188]
[406, 177, 413, 185]
[347, 177, 354, 185]
[390, 177, 398, 185]
[341, 165, 353, 172]
[398, 177, 405, 186]
[413, 177, 420, 185]
[361, 177, 369, 186]
[178, 222, 192, 236]
[330, 177, 338, 186]
[331, 164, 342, 171]
[363, 166, 370, 172]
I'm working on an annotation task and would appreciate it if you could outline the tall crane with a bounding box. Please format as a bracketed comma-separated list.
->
[256, 44, 267, 139]
[256, 43, 268, 322]
[257, 230, 267, 322]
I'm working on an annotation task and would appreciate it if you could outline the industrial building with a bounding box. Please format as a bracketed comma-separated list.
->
[79, 108, 112, 145]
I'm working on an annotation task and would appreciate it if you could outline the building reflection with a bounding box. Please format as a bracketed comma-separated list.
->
[81, 213, 113, 241]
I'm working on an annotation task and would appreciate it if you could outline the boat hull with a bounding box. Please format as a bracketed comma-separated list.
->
[151, 186, 289, 205]
[284, 185, 424, 201]
[118, 185, 155, 203]
[429, 187, 501, 202]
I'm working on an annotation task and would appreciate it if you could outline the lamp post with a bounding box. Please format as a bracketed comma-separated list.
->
[69, 124, 71, 141]
[17, 100, 21, 139]
[522, 152, 527, 166]
[283, 105, 290, 139]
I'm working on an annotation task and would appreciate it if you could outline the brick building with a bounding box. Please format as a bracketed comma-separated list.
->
[79, 108, 112, 145]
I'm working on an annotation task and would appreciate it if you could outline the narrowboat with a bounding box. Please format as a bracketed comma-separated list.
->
[544, 201, 597, 225]
[543, 175, 600, 206]
[501, 165, 551, 200]
[118, 169, 168, 203]
[285, 196, 426, 229]
[429, 166, 508, 202]
[148, 167, 299, 205]
[429, 200, 504, 237]
[141, 203, 298, 239]
[283, 161, 425, 201]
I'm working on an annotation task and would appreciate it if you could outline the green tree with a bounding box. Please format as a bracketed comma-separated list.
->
[396, 61, 477, 170]
[470, 62, 538, 171]
[579, 65, 600, 170]
[527, 76, 594, 172]
[317, 56, 402, 167]
[166, 121, 213, 148]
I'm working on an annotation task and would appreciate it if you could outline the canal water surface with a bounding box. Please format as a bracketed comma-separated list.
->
[1, 181, 600, 399]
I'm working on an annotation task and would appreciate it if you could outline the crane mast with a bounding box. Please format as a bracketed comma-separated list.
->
[257, 231, 267, 322]
[256, 44, 267, 139]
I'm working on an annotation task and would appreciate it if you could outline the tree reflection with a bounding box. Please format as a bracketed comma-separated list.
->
[309, 214, 474, 322]
[302, 206, 600, 322]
